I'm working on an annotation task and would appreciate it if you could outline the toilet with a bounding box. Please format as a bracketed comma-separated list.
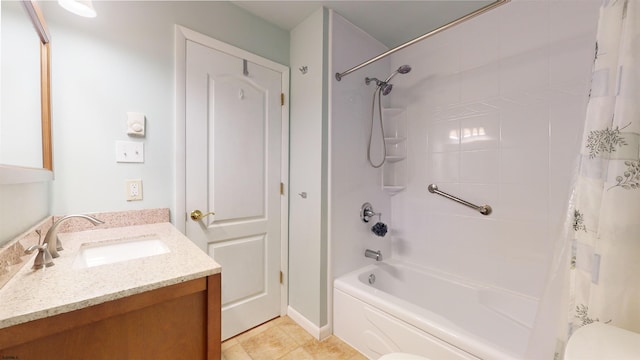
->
[379, 353, 430, 360]
[565, 322, 640, 359]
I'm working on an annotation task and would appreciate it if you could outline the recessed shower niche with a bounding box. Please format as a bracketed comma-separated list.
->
[382, 108, 407, 195]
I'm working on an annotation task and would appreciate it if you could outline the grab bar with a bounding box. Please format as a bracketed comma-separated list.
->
[427, 184, 492, 216]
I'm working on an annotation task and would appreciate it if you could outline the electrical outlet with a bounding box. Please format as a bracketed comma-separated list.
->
[125, 179, 143, 201]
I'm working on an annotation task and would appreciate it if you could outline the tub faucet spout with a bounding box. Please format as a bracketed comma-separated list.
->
[365, 249, 382, 261]
[44, 214, 105, 258]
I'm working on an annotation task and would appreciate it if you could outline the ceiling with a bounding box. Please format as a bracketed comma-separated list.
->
[232, 1, 494, 48]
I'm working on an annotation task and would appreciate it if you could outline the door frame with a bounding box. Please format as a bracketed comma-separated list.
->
[174, 25, 290, 316]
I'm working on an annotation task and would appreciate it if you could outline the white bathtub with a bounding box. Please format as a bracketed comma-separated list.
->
[333, 259, 538, 359]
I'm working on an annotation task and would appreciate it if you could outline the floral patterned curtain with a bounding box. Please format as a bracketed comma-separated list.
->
[565, 0, 640, 352]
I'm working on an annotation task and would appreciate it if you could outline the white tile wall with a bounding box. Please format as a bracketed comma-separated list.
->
[387, 0, 600, 298]
[330, 11, 392, 279]
[460, 150, 500, 183]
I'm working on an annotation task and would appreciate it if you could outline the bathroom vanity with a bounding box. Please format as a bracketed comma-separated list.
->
[0, 222, 221, 359]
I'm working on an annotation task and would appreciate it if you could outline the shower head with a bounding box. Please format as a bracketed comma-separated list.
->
[365, 64, 411, 96]
[397, 65, 412, 74]
[380, 83, 393, 96]
[384, 64, 412, 83]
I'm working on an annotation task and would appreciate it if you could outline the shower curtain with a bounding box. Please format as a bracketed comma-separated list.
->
[527, 1, 640, 359]
[568, 0, 640, 334]
[562, 0, 640, 356]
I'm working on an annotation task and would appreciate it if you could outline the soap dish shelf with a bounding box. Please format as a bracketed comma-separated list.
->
[381, 108, 407, 195]
[384, 137, 407, 145]
[383, 185, 406, 195]
[385, 156, 406, 163]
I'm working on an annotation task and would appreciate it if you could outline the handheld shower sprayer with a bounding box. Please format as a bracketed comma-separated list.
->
[384, 64, 412, 83]
[365, 65, 412, 168]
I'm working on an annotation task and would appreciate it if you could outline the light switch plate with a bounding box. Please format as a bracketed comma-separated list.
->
[116, 141, 144, 163]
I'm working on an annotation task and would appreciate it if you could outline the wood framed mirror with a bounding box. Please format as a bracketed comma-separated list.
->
[0, 0, 53, 183]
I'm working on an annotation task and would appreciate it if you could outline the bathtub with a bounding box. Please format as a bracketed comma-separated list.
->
[333, 259, 538, 359]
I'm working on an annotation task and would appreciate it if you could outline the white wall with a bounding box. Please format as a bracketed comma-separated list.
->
[388, 0, 600, 298]
[38, 1, 289, 218]
[289, 7, 328, 329]
[329, 11, 391, 280]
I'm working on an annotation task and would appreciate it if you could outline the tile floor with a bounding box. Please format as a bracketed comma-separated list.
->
[221, 316, 368, 360]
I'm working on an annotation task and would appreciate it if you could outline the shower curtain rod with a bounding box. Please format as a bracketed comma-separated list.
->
[335, 0, 509, 81]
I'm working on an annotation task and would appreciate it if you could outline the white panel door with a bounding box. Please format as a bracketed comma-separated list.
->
[185, 40, 282, 340]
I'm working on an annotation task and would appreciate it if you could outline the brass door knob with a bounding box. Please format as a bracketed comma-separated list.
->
[190, 209, 215, 221]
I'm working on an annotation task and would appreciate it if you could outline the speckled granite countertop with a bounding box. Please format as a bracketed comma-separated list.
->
[0, 222, 220, 329]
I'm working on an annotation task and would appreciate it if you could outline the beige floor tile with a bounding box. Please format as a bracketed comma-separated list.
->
[348, 351, 369, 360]
[234, 319, 276, 343]
[277, 347, 315, 360]
[276, 319, 316, 346]
[222, 343, 252, 360]
[241, 326, 299, 360]
[222, 337, 239, 351]
[269, 315, 293, 327]
[303, 335, 358, 360]
[221, 316, 365, 360]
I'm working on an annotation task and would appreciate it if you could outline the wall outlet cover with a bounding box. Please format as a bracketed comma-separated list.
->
[125, 179, 143, 201]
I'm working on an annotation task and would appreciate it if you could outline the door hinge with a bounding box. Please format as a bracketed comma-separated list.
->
[280, 271, 283, 284]
[280, 182, 284, 195]
[281, 93, 285, 106]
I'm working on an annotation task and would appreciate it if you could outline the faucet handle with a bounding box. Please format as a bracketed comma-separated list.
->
[25, 229, 46, 254]
[24, 244, 42, 255]
[24, 243, 55, 270]
[26, 229, 44, 253]
[32, 245, 54, 270]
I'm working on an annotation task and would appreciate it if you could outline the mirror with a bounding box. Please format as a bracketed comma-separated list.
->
[0, 0, 53, 182]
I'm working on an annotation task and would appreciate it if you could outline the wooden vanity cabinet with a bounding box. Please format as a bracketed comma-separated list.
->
[0, 274, 221, 360]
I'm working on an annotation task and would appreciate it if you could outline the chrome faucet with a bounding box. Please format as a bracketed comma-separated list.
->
[365, 249, 382, 261]
[44, 214, 105, 258]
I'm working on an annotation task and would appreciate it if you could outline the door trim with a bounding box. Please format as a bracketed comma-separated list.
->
[174, 25, 290, 316]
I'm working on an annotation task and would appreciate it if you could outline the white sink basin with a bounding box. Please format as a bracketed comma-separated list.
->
[72, 238, 170, 269]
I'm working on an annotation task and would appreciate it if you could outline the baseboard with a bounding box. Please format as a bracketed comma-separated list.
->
[287, 306, 332, 341]
[319, 322, 332, 340]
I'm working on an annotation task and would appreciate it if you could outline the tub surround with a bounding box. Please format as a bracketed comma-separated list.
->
[0, 208, 170, 289]
[388, 0, 600, 299]
[0, 221, 219, 329]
